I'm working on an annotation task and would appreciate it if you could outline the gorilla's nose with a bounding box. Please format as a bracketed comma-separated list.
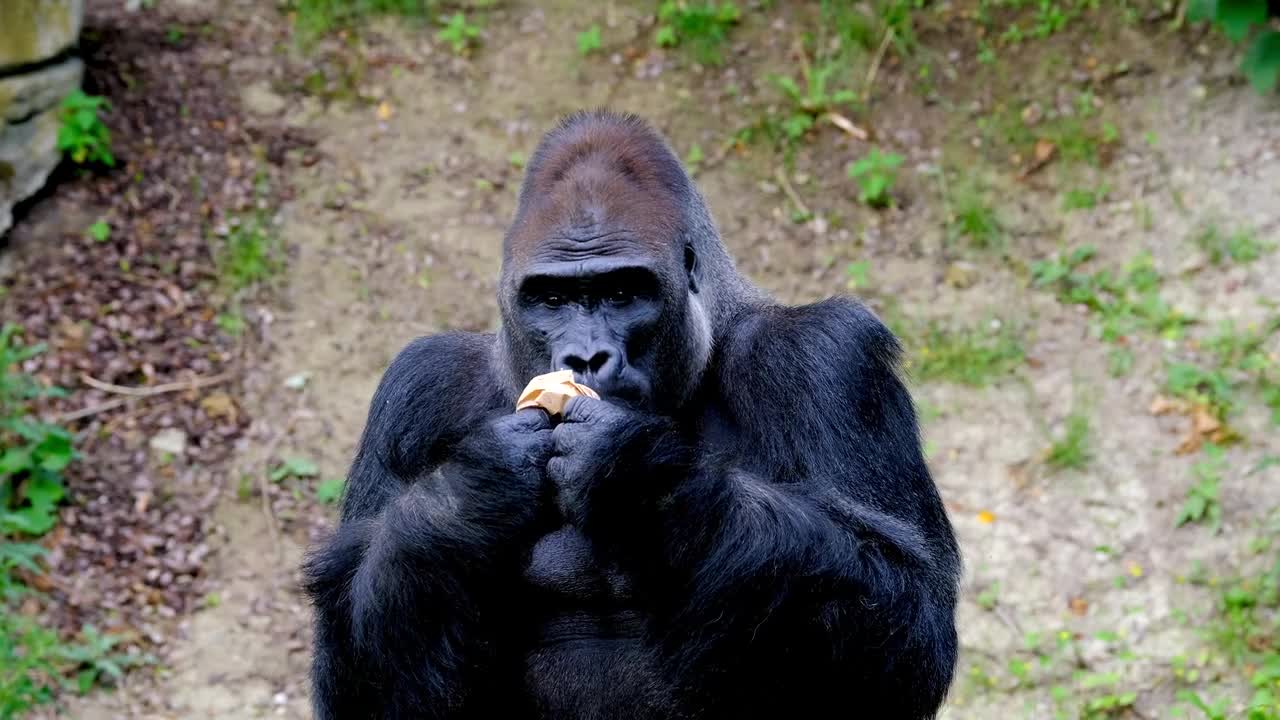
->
[555, 345, 622, 383]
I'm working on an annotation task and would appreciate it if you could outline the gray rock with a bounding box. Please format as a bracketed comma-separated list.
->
[0, 106, 61, 237]
[241, 82, 287, 117]
[1, 56, 83, 123]
[0, 0, 85, 68]
[149, 428, 188, 457]
[0, 57, 83, 237]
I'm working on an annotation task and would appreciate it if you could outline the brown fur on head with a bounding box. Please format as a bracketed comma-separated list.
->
[501, 111, 689, 273]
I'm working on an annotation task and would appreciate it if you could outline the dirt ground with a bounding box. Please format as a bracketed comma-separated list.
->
[13, 1, 1280, 718]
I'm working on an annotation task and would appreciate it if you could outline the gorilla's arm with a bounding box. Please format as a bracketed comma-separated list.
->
[563, 299, 960, 718]
[303, 334, 545, 720]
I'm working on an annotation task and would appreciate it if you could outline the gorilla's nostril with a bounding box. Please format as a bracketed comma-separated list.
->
[588, 351, 614, 374]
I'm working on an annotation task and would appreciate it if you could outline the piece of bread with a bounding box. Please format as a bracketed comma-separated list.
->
[515, 370, 600, 417]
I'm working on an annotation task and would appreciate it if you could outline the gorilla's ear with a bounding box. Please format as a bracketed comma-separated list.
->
[685, 243, 700, 294]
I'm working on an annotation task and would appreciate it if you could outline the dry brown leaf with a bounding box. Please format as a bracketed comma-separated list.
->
[1149, 395, 1179, 416]
[1068, 597, 1089, 616]
[1034, 139, 1057, 163]
[200, 391, 239, 422]
[1193, 407, 1221, 435]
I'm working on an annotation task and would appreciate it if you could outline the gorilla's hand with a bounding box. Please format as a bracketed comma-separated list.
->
[547, 396, 651, 524]
[456, 409, 555, 515]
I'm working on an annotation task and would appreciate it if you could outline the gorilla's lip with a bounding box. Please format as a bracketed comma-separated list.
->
[573, 373, 651, 410]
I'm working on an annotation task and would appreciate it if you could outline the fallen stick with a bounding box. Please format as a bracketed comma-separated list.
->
[80, 371, 233, 397]
[773, 167, 811, 219]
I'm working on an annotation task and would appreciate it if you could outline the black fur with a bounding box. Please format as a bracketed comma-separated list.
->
[303, 110, 961, 720]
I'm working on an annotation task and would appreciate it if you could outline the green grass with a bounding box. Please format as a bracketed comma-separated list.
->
[1062, 184, 1109, 211]
[1031, 246, 1193, 343]
[1194, 224, 1272, 265]
[655, 1, 740, 65]
[290, 0, 435, 35]
[217, 211, 279, 291]
[1166, 319, 1280, 426]
[1177, 537, 1280, 719]
[898, 319, 1026, 387]
[1045, 410, 1091, 471]
[948, 181, 1003, 249]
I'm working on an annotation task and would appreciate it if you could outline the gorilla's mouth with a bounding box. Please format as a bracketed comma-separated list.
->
[572, 371, 651, 411]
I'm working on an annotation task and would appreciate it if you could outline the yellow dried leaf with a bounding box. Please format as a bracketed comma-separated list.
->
[1128, 563, 1143, 578]
[1034, 139, 1057, 163]
[977, 510, 996, 525]
[377, 101, 394, 121]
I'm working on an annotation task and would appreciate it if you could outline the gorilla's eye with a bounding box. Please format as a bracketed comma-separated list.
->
[606, 288, 633, 306]
[542, 292, 568, 308]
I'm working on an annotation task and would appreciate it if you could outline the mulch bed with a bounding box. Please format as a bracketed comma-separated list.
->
[1, 0, 306, 650]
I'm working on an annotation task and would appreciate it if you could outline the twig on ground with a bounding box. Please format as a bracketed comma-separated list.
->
[863, 27, 895, 103]
[80, 371, 234, 397]
[824, 112, 869, 141]
[773, 167, 811, 219]
[49, 398, 130, 424]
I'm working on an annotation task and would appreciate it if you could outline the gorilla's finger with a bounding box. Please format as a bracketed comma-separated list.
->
[508, 407, 554, 430]
[559, 395, 603, 423]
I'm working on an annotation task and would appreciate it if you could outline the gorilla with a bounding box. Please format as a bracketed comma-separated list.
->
[303, 110, 961, 720]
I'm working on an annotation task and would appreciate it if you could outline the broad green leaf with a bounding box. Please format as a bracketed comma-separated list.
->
[0, 447, 32, 475]
[1217, 0, 1267, 42]
[316, 478, 345, 504]
[1243, 30, 1280, 92]
[1187, 0, 1218, 21]
[24, 474, 66, 509]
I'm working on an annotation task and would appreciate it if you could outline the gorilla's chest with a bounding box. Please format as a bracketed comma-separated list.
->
[523, 525, 632, 605]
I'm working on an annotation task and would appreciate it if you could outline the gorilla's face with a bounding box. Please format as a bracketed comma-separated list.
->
[511, 237, 694, 412]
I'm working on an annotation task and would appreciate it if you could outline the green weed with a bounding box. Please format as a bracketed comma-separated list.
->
[1046, 410, 1091, 471]
[1, 325, 73, 537]
[86, 220, 111, 244]
[1176, 444, 1225, 531]
[437, 12, 480, 54]
[655, 1, 740, 65]
[1188, 0, 1280, 93]
[57, 91, 114, 168]
[848, 148, 904, 208]
[770, 63, 858, 145]
[577, 24, 603, 56]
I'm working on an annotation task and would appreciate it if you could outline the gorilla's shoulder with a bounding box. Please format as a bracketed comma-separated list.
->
[369, 332, 501, 424]
[717, 297, 907, 420]
[724, 296, 903, 378]
[361, 332, 502, 476]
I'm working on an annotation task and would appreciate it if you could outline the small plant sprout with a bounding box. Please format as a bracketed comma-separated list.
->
[437, 12, 480, 55]
[577, 24, 603, 56]
[847, 148, 904, 208]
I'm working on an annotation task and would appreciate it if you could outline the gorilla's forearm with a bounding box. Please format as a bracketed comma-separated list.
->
[304, 446, 537, 717]
[308, 412, 550, 717]
[649, 466, 957, 715]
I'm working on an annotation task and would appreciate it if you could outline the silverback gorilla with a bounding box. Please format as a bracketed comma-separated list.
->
[303, 110, 961, 719]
